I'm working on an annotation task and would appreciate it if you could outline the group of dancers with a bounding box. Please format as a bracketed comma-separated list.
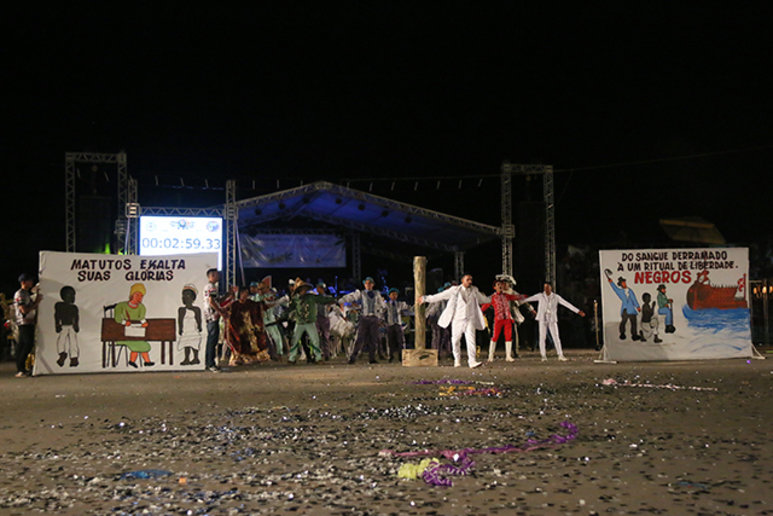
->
[203, 269, 585, 371]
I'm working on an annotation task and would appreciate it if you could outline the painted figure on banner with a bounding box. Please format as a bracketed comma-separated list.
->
[638, 292, 662, 343]
[656, 284, 676, 333]
[114, 283, 154, 368]
[604, 269, 640, 340]
[54, 286, 80, 368]
[227, 286, 269, 365]
[177, 284, 203, 365]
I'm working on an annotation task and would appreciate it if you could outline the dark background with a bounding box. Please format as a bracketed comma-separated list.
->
[3, 3, 773, 298]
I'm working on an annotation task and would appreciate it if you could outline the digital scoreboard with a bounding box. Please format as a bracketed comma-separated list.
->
[139, 216, 223, 270]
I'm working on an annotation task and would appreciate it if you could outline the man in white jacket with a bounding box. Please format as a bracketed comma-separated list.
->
[524, 282, 585, 362]
[418, 274, 490, 368]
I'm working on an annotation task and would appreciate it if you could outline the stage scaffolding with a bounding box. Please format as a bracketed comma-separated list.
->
[64, 151, 129, 254]
[500, 162, 556, 287]
[123, 179, 238, 291]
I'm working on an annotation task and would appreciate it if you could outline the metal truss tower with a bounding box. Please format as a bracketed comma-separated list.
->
[542, 165, 556, 286]
[501, 162, 556, 287]
[125, 177, 139, 254]
[64, 151, 129, 253]
[351, 232, 362, 281]
[454, 251, 465, 280]
[500, 164, 514, 276]
[225, 179, 238, 291]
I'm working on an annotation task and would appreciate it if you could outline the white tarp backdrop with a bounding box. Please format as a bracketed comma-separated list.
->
[240, 233, 346, 268]
[599, 248, 752, 361]
[34, 251, 218, 375]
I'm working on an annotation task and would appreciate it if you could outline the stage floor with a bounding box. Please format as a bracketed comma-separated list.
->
[0, 348, 770, 514]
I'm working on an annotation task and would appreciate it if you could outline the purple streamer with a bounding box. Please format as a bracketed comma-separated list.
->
[385, 421, 579, 487]
[411, 379, 472, 385]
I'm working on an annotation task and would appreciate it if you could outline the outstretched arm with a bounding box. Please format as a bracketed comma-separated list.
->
[557, 295, 585, 317]
[420, 287, 455, 305]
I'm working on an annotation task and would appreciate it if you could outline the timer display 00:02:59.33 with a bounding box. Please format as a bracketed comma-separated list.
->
[141, 237, 221, 250]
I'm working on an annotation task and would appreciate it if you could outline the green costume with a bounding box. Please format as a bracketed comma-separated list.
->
[114, 301, 151, 352]
[288, 293, 336, 362]
[252, 293, 285, 355]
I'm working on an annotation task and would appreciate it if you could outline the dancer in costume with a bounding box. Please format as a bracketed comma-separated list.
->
[315, 282, 334, 360]
[340, 276, 387, 364]
[288, 281, 337, 363]
[418, 274, 490, 368]
[227, 286, 269, 365]
[384, 288, 412, 362]
[524, 282, 585, 361]
[261, 286, 286, 357]
[481, 279, 526, 362]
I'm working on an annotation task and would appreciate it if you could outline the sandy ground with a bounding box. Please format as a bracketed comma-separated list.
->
[0, 348, 771, 515]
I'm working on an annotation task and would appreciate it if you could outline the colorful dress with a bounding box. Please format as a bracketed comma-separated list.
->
[114, 301, 150, 352]
[227, 300, 269, 363]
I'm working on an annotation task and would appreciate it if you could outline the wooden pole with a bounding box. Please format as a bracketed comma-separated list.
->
[413, 256, 427, 350]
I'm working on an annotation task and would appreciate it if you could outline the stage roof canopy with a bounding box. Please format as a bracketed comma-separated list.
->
[235, 181, 501, 253]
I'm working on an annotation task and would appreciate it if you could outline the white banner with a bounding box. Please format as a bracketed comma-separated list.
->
[33, 251, 218, 375]
[240, 233, 346, 268]
[599, 248, 752, 361]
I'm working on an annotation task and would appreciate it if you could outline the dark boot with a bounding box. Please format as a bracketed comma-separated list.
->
[638, 331, 646, 342]
[70, 357, 79, 367]
[619, 333, 626, 340]
[181, 347, 191, 365]
[57, 352, 67, 367]
[190, 349, 200, 365]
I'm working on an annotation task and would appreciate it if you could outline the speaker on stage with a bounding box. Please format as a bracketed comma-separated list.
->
[78, 195, 113, 253]
[515, 201, 545, 294]
[428, 267, 444, 294]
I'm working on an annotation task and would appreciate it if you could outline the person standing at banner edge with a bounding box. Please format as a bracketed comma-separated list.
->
[604, 269, 641, 340]
[418, 274, 490, 368]
[524, 282, 585, 362]
[14, 273, 42, 377]
[203, 268, 223, 372]
[114, 283, 154, 368]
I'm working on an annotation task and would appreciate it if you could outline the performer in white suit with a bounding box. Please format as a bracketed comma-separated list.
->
[524, 282, 585, 361]
[419, 274, 490, 368]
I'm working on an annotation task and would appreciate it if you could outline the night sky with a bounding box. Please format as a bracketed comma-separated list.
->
[4, 4, 773, 292]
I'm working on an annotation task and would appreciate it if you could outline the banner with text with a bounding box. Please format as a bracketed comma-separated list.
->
[33, 251, 218, 375]
[598, 248, 752, 361]
[240, 233, 346, 268]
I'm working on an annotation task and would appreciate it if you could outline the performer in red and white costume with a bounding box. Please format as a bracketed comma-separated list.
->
[481, 279, 526, 362]
[524, 282, 586, 362]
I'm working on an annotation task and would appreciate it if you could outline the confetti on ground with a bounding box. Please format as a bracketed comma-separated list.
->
[601, 378, 719, 391]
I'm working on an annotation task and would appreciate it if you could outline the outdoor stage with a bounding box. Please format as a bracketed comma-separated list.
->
[0, 350, 769, 514]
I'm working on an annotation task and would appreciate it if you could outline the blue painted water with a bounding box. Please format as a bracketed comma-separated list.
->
[682, 305, 750, 334]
